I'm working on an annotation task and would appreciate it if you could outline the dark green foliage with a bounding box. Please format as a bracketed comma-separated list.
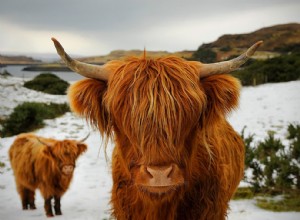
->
[256, 132, 292, 190]
[0, 161, 5, 168]
[220, 45, 232, 52]
[287, 124, 300, 189]
[275, 43, 300, 53]
[256, 192, 300, 212]
[233, 187, 254, 200]
[232, 53, 300, 86]
[241, 126, 255, 168]
[189, 47, 217, 63]
[24, 73, 69, 95]
[1, 102, 69, 137]
[241, 124, 300, 193]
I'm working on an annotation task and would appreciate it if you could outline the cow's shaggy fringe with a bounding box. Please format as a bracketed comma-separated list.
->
[68, 55, 244, 220]
[106, 56, 207, 164]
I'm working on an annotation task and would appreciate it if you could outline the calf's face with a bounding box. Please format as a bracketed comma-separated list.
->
[46, 140, 87, 176]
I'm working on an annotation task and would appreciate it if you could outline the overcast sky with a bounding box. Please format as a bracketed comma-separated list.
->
[0, 0, 299, 57]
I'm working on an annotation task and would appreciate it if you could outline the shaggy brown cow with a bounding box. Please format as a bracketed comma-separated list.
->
[52, 38, 262, 220]
[9, 133, 88, 217]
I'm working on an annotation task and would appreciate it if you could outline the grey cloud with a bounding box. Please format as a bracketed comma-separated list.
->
[1, 0, 297, 32]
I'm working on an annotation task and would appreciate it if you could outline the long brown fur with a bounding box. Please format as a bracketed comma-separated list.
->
[9, 133, 87, 216]
[68, 56, 244, 220]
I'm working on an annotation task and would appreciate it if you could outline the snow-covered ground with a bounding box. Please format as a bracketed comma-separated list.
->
[0, 76, 299, 220]
[0, 77, 67, 118]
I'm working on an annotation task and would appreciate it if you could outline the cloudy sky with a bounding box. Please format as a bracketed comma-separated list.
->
[0, 0, 299, 57]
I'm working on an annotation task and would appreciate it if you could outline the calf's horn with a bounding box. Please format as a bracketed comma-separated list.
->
[51, 37, 110, 81]
[198, 41, 263, 78]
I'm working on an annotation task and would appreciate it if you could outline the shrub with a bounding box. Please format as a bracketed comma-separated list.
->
[0, 102, 69, 137]
[220, 45, 232, 52]
[24, 73, 70, 95]
[241, 124, 300, 193]
[287, 124, 300, 189]
[232, 53, 300, 86]
[189, 47, 217, 63]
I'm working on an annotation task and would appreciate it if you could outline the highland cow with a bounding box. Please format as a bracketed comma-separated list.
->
[9, 133, 88, 217]
[52, 38, 262, 220]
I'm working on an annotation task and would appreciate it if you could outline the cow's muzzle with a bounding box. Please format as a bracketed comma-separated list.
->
[135, 164, 184, 194]
[61, 165, 75, 176]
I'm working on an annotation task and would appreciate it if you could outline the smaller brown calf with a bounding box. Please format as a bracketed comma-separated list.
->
[9, 133, 88, 217]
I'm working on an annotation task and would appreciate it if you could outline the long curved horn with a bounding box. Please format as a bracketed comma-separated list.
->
[78, 133, 90, 143]
[51, 37, 110, 81]
[197, 41, 263, 78]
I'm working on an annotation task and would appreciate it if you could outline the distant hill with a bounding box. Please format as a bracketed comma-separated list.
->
[198, 23, 300, 61]
[0, 55, 42, 65]
[78, 50, 194, 64]
[79, 23, 300, 63]
[2, 23, 298, 67]
[202, 23, 300, 51]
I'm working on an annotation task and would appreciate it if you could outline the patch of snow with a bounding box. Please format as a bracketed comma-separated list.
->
[0, 76, 67, 118]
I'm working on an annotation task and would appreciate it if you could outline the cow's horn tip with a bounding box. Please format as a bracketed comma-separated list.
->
[256, 40, 263, 46]
[252, 40, 263, 49]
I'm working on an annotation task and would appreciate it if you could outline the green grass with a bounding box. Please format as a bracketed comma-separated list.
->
[256, 192, 300, 211]
[233, 188, 300, 212]
[232, 187, 254, 200]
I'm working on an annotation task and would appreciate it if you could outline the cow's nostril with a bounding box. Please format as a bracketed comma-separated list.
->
[144, 166, 153, 178]
[146, 165, 173, 179]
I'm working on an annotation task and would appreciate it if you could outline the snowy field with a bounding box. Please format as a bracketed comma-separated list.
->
[0, 76, 300, 220]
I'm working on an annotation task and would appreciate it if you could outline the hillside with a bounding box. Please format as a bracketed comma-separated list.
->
[2, 23, 298, 66]
[203, 23, 300, 50]
[200, 23, 300, 60]
[77, 49, 194, 64]
[80, 23, 300, 63]
[0, 55, 42, 65]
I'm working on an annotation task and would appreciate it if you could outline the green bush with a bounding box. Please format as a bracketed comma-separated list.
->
[232, 53, 300, 86]
[1, 102, 69, 137]
[24, 73, 70, 95]
[275, 43, 300, 53]
[287, 124, 300, 189]
[242, 124, 300, 193]
[189, 47, 217, 63]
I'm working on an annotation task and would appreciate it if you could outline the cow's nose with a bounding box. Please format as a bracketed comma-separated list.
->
[135, 163, 184, 193]
[143, 164, 183, 187]
[62, 165, 74, 175]
[147, 165, 173, 180]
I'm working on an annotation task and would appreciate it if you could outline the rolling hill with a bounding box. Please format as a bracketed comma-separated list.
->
[1, 23, 299, 66]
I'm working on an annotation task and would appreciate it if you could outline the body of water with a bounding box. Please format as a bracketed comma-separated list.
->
[0, 65, 84, 82]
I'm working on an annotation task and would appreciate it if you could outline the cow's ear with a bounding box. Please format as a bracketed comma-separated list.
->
[68, 79, 109, 134]
[201, 75, 241, 122]
[77, 143, 87, 156]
